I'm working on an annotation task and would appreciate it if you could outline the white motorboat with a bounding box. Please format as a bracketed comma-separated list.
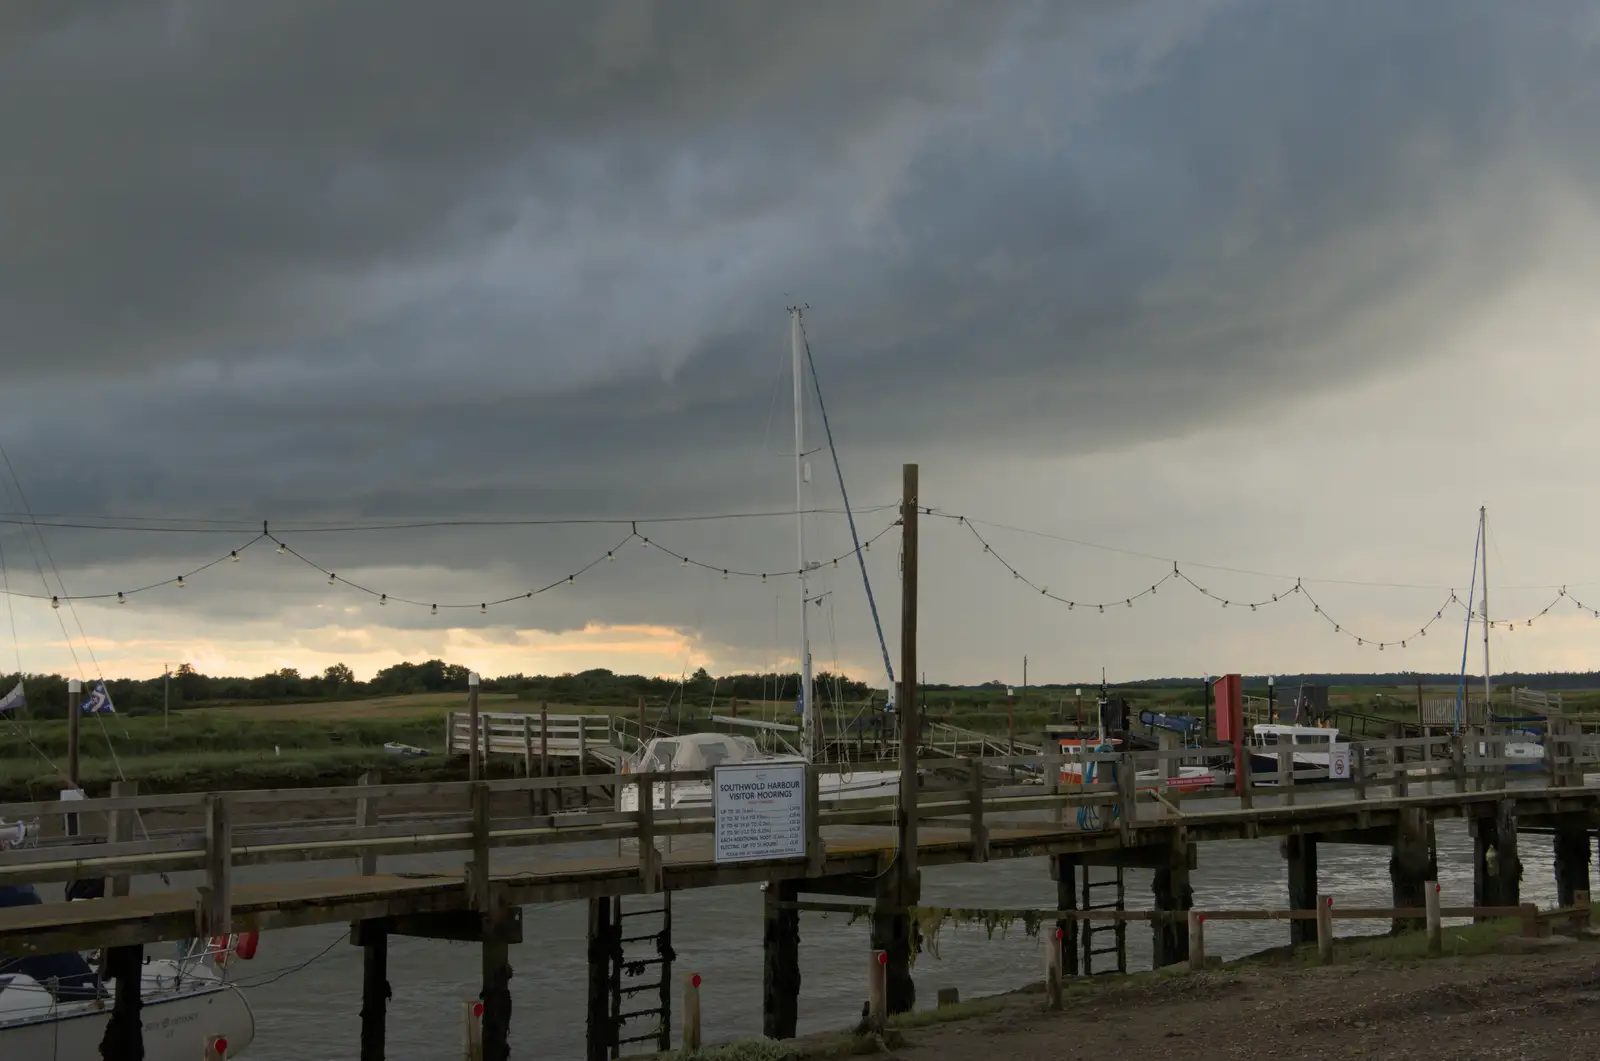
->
[617, 732, 900, 812]
[1053, 737, 1216, 793]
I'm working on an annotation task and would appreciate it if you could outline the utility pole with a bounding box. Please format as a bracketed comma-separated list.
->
[163, 663, 170, 731]
[1480, 506, 1491, 713]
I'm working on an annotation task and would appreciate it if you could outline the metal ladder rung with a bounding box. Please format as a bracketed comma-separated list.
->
[617, 1007, 665, 1021]
[619, 907, 669, 919]
[619, 934, 663, 944]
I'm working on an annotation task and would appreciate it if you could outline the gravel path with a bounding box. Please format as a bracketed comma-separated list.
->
[887, 945, 1600, 1060]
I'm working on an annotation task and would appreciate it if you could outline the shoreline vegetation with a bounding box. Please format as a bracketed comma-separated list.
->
[4, 662, 1600, 802]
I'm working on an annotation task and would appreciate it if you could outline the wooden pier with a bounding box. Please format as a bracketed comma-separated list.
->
[2, 727, 1598, 1058]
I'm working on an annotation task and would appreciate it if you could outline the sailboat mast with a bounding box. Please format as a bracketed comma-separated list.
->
[1481, 505, 1491, 712]
[791, 306, 815, 762]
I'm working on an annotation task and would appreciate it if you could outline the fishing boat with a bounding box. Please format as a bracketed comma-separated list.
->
[0, 821, 256, 1058]
[1054, 737, 1216, 793]
[1247, 723, 1347, 776]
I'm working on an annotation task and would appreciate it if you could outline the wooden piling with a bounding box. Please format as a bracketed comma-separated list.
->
[1316, 896, 1334, 964]
[1052, 854, 1079, 977]
[97, 943, 143, 1060]
[871, 873, 917, 1015]
[762, 880, 801, 1040]
[1187, 912, 1205, 972]
[106, 779, 136, 899]
[462, 1000, 484, 1061]
[1152, 835, 1193, 967]
[1389, 808, 1435, 935]
[682, 973, 702, 1052]
[480, 923, 513, 1061]
[1425, 882, 1442, 956]
[199, 794, 232, 937]
[1284, 834, 1318, 947]
[1472, 802, 1521, 919]
[966, 756, 988, 862]
[586, 898, 618, 1061]
[359, 918, 389, 1061]
[1553, 821, 1591, 909]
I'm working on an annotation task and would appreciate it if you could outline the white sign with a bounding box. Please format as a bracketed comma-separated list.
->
[713, 763, 807, 864]
[1328, 744, 1351, 780]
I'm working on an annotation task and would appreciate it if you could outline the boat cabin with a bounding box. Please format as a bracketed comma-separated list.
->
[630, 732, 766, 773]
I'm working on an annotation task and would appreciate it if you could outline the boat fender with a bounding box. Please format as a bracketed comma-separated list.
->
[234, 931, 259, 960]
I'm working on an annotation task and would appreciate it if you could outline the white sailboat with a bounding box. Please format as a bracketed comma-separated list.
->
[0, 822, 256, 1058]
[621, 307, 901, 810]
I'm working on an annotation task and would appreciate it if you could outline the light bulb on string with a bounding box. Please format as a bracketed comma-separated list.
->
[116, 592, 125, 605]
[50, 596, 59, 610]
[480, 603, 487, 614]
[230, 551, 240, 563]
[606, 551, 615, 562]
[722, 570, 729, 580]
[567, 575, 575, 586]
[680, 556, 689, 567]
[430, 604, 438, 615]
[176, 576, 186, 589]
[328, 573, 337, 585]
[379, 594, 387, 606]
[276, 542, 287, 555]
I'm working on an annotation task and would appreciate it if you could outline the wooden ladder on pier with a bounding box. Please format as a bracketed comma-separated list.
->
[607, 894, 675, 1057]
[1080, 866, 1127, 976]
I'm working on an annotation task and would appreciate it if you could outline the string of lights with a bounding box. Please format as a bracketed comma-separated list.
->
[952, 510, 1468, 650]
[10, 516, 902, 613]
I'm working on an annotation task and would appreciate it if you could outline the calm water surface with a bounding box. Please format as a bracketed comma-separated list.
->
[183, 820, 1559, 1060]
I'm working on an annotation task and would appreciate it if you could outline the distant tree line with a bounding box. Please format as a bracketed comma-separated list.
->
[0, 662, 874, 717]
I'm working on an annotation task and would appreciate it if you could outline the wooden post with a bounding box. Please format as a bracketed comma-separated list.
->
[1188, 911, 1206, 972]
[1152, 835, 1193, 967]
[763, 881, 801, 1039]
[1278, 743, 1295, 807]
[480, 715, 492, 778]
[1390, 808, 1436, 935]
[1425, 882, 1442, 956]
[586, 898, 618, 1061]
[521, 716, 533, 780]
[1045, 928, 1064, 1010]
[199, 794, 232, 937]
[1052, 855, 1079, 977]
[1284, 834, 1317, 947]
[1554, 821, 1591, 909]
[359, 918, 389, 1061]
[468, 673, 481, 782]
[804, 764, 823, 875]
[1352, 744, 1367, 802]
[67, 677, 81, 801]
[467, 782, 491, 912]
[447, 712, 456, 757]
[867, 951, 888, 1034]
[540, 705, 551, 815]
[1451, 733, 1466, 794]
[1116, 750, 1136, 845]
[638, 696, 647, 748]
[966, 756, 987, 862]
[1519, 902, 1540, 939]
[98, 943, 144, 1060]
[462, 1000, 484, 1061]
[357, 770, 381, 877]
[682, 973, 702, 1052]
[578, 717, 590, 809]
[1317, 896, 1334, 964]
[636, 776, 659, 891]
[106, 779, 136, 898]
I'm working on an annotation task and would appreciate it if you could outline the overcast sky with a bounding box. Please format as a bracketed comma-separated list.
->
[3, 0, 1600, 687]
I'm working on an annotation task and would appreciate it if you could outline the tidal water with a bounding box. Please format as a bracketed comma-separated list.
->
[183, 819, 1559, 1060]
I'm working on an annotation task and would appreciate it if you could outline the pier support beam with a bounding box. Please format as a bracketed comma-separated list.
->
[358, 919, 390, 1061]
[586, 898, 618, 1061]
[1553, 822, 1591, 909]
[763, 880, 801, 1039]
[1472, 803, 1521, 918]
[1284, 835, 1318, 947]
[98, 944, 143, 1061]
[1151, 840, 1193, 968]
[871, 874, 918, 1015]
[1051, 854, 1079, 977]
[1389, 809, 1436, 935]
[479, 911, 515, 1061]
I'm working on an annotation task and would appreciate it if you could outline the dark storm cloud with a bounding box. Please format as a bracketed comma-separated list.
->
[2, 0, 1598, 648]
